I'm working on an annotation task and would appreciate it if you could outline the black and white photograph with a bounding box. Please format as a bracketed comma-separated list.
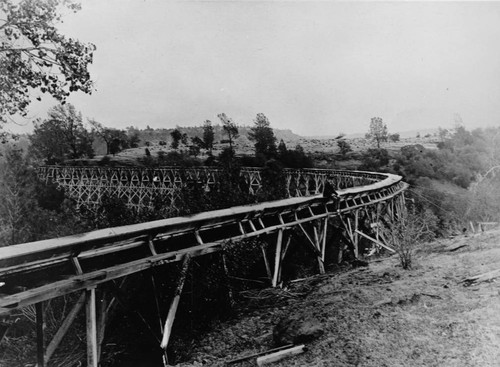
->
[1, 1, 500, 366]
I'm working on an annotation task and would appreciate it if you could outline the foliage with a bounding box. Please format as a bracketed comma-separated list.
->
[170, 128, 183, 150]
[0, 145, 90, 246]
[202, 120, 214, 153]
[218, 113, 239, 149]
[367, 117, 388, 148]
[29, 103, 94, 163]
[0, 0, 95, 124]
[248, 113, 277, 160]
[89, 119, 135, 155]
[337, 139, 352, 157]
[359, 148, 389, 171]
[388, 133, 400, 142]
[277, 142, 314, 168]
[258, 159, 287, 201]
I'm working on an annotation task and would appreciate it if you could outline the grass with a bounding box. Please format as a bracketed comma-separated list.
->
[175, 229, 500, 366]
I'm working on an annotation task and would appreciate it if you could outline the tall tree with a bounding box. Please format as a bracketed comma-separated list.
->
[89, 119, 130, 155]
[218, 113, 239, 150]
[248, 113, 277, 159]
[367, 117, 388, 149]
[0, 0, 95, 125]
[170, 128, 182, 149]
[30, 103, 94, 162]
[203, 120, 214, 153]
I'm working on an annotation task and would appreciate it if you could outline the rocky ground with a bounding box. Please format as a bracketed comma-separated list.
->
[176, 229, 500, 367]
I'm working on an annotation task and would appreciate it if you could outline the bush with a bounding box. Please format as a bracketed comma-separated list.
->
[382, 209, 437, 269]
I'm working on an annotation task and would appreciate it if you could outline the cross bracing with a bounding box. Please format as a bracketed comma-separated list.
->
[2, 168, 407, 366]
[37, 166, 382, 211]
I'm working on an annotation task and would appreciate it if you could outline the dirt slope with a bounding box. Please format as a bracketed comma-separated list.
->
[178, 229, 500, 367]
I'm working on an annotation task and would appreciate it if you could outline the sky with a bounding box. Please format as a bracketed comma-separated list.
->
[7, 1, 500, 136]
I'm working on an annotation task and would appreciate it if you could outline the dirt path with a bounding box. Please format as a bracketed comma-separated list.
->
[177, 230, 500, 367]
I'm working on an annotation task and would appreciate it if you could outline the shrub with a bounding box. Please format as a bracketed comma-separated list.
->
[382, 209, 437, 269]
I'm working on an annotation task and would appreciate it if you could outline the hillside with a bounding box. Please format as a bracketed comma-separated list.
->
[170, 229, 500, 367]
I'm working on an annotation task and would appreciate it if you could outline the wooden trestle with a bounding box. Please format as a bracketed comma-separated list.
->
[1, 169, 407, 366]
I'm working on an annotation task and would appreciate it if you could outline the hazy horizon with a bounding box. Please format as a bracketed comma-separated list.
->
[5, 1, 500, 137]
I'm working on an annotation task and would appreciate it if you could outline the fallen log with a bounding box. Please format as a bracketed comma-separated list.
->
[256, 344, 305, 366]
[226, 344, 294, 365]
[463, 269, 500, 286]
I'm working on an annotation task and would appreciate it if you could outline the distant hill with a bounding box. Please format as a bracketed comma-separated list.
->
[306, 128, 440, 140]
[135, 125, 302, 146]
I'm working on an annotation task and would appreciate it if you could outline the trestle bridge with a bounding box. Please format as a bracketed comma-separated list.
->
[0, 166, 408, 367]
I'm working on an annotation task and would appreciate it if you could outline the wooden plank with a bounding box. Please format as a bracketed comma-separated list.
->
[226, 344, 294, 364]
[86, 288, 98, 367]
[261, 245, 272, 282]
[256, 344, 305, 365]
[272, 230, 284, 287]
[45, 292, 85, 364]
[36, 302, 45, 367]
[463, 269, 500, 285]
[355, 230, 396, 253]
[160, 255, 191, 350]
[0, 173, 404, 270]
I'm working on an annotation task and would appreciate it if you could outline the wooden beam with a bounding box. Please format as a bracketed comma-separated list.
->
[256, 344, 305, 366]
[354, 230, 395, 253]
[86, 288, 98, 367]
[261, 245, 272, 282]
[36, 302, 45, 367]
[272, 230, 284, 287]
[321, 218, 328, 264]
[313, 224, 325, 274]
[44, 292, 85, 365]
[161, 255, 191, 350]
[354, 210, 359, 258]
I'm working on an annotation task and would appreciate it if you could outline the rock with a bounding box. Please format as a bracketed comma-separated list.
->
[273, 316, 324, 346]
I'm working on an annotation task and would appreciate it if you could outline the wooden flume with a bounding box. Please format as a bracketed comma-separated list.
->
[1, 167, 408, 366]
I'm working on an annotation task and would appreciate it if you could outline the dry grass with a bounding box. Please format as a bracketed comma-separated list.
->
[175, 230, 500, 366]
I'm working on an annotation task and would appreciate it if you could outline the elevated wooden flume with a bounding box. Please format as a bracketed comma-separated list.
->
[0, 166, 408, 366]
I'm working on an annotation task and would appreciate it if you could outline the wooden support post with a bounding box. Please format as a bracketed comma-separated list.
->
[272, 229, 284, 287]
[355, 230, 395, 253]
[86, 288, 98, 367]
[354, 210, 359, 258]
[151, 274, 164, 335]
[261, 245, 272, 282]
[321, 218, 328, 264]
[161, 255, 191, 351]
[96, 290, 110, 362]
[45, 292, 85, 365]
[221, 252, 234, 306]
[278, 234, 292, 283]
[313, 224, 325, 274]
[36, 302, 45, 367]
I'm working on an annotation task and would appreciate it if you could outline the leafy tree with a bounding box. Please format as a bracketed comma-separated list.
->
[367, 117, 388, 148]
[388, 133, 400, 142]
[218, 113, 239, 150]
[0, 0, 95, 124]
[203, 120, 214, 153]
[29, 103, 94, 163]
[277, 139, 287, 157]
[128, 130, 140, 148]
[89, 119, 130, 155]
[337, 139, 352, 157]
[248, 113, 277, 159]
[170, 128, 182, 149]
[0, 146, 89, 246]
[359, 148, 389, 171]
